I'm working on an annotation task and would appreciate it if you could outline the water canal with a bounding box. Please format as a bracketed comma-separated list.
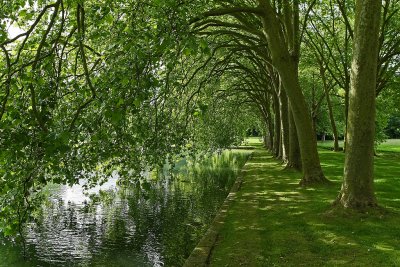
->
[0, 150, 251, 266]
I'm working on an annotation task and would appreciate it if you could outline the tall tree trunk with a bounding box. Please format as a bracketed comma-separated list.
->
[335, 0, 381, 209]
[267, 115, 274, 151]
[262, 118, 270, 149]
[311, 74, 318, 136]
[278, 132, 284, 160]
[319, 62, 340, 152]
[325, 90, 340, 152]
[343, 26, 351, 152]
[260, 1, 328, 185]
[263, 133, 269, 148]
[280, 82, 289, 162]
[344, 83, 349, 152]
[272, 92, 281, 158]
[260, 105, 273, 150]
[312, 114, 317, 138]
[286, 105, 302, 171]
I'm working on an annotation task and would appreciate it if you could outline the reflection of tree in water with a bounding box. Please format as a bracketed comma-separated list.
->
[21, 150, 249, 266]
[26, 201, 96, 265]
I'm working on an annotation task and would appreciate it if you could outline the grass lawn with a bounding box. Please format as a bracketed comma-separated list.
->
[377, 139, 400, 153]
[208, 138, 400, 266]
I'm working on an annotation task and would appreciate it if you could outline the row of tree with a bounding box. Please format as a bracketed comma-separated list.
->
[190, 0, 399, 209]
[0, 0, 399, 239]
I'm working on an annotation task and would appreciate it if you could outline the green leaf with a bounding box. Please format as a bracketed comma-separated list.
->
[133, 99, 141, 107]
[105, 14, 113, 24]
[116, 98, 124, 108]
[121, 78, 129, 86]
[141, 181, 151, 191]
[199, 39, 208, 50]
[183, 48, 192, 56]
[18, 9, 27, 18]
[111, 111, 123, 124]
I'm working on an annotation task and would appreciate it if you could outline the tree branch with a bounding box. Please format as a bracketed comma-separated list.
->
[190, 6, 264, 24]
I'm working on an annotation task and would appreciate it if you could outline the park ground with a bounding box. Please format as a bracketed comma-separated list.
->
[207, 138, 400, 266]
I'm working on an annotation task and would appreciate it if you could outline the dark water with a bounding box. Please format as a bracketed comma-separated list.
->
[0, 150, 251, 267]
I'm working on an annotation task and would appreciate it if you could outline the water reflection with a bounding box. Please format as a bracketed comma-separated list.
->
[1, 150, 250, 267]
[62, 175, 119, 206]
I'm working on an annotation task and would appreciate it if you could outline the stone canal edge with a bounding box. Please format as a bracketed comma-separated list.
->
[183, 150, 254, 267]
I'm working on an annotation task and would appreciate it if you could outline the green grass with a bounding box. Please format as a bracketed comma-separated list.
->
[317, 139, 345, 150]
[209, 139, 400, 266]
[318, 139, 400, 153]
[377, 139, 400, 153]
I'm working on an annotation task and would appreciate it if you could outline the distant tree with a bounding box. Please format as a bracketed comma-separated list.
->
[385, 115, 400, 138]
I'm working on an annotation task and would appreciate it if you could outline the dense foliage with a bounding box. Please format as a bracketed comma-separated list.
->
[0, 0, 258, 238]
[0, 0, 399, 242]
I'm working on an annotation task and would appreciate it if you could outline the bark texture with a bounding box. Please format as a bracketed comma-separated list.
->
[259, 1, 328, 185]
[267, 112, 274, 151]
[336, 0, 381, 209]
[279, 83, 289, 162]
[272, 92, 281, 158]
[287, 106, 302, 171]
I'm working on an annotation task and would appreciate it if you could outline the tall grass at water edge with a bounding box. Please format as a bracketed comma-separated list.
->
[183, 150, 252, 190]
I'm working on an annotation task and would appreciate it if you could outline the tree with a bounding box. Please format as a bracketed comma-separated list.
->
[335, 0, 382, 209]
[258, 0, 329, 185]
[1, 0, 268, 238]
[306, 0, 400, 150]
[0, 0, 198, 237]
[191, 0, 329, 185]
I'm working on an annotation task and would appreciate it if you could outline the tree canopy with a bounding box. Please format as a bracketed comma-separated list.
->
[1, 0, 399, 238]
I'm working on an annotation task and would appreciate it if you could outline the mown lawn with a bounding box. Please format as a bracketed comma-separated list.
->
[209, 139, 400, 266]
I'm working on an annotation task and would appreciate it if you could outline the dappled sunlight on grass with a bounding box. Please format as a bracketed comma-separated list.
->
[317, 231, 352, 245]
[209, 143, 400, 266]
[378, 139, 400, 153]
[258, 206, 273, 211]
[374, 243, 396, 251]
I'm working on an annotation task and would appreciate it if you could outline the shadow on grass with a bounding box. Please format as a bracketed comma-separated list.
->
[209, 146, 400, 267]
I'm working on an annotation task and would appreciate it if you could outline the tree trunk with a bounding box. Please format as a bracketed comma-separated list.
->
[286, 105, 302, 171]
[335, 0, 381, 209]
[278, 132, 284, 160]
[312, 114, 317, 137]
[259, 104, 273, 150]
[263, 128, 269, 148]
[311, 75, 317, 136]
[343, 24, 351, 153]
[280, 82, 289, 162]
[260, 1, 328, 185]
[267, 115, 274, 151]
[344, 83, 349, 152]
[320, 62, 340, 152]
[272, 92, 281, 158]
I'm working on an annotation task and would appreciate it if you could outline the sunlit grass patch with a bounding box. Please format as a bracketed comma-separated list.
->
[209, 141, 400, 266]
[378, 139, 400, 152]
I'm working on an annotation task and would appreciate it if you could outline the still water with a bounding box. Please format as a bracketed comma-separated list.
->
[0, 150, 251, 267]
